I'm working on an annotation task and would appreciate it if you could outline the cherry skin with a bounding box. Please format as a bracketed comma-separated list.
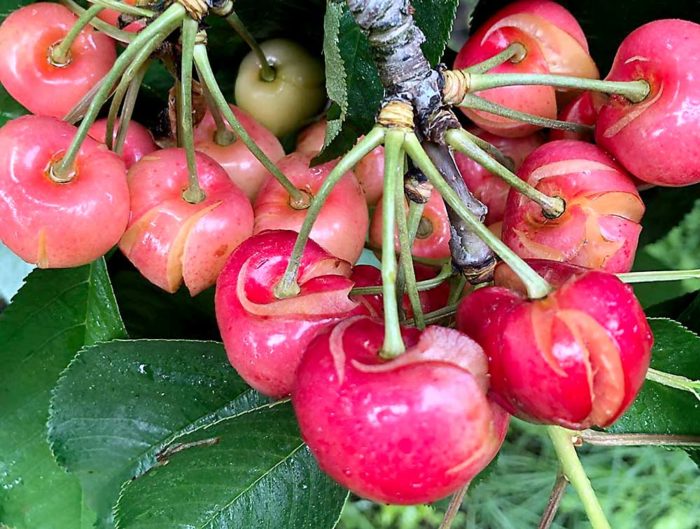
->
[595, 19, 700, 186]
[193, 103, 285, 201]
[550, 91, 605, 142]
[295, 119, 327, 157]
[292, 316, 509, 504]
[234, 39, 325, 137]
[215, 230, 365, 398]
[370, 191, 451, 263]
[87, 119, 157, 169]
[457, 270, 653, 429]
[501, 140, 644, 273]
[119, 148, 254, 296]
[0, 3, 116, 119]
[454, 128, 545, 224]
[253, 152, 368, 264]
[96, 0, 144, 32]
[0, 115, 129, 268]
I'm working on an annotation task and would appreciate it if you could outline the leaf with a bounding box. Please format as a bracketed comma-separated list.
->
[0, 86, 27, 128]
[0, 260, 126, 529]
[412, 0, 460, 66]
[0, 244, 33, 304]
[0, 0, 32, 22]
[609, 319, 700, 439]
[48, 340, 268, 528]
[114, 402, 349, 529]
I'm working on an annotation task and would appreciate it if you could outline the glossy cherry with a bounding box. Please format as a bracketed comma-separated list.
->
[87, 119, 157, 169]
[293, 316, 509, 504]
[295, 119, 327, 157]
[595, 19, 700, 186]
[215, 230, 365, 397]
[0, 115, 129, 267]
[457, 270, 653, 429]
[501, 140, 644, 273]
[254, 152, 368, 263]
[193, 103, 285, 201]
[119, 148, 253, 295]
[0, 3, 116, 119]
[550, 91, 605, 142]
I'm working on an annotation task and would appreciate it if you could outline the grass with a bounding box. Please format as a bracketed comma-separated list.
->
[339, 420, 700, 529]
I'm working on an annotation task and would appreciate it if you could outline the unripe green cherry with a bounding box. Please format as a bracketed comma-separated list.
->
[234, 38, 325, 137]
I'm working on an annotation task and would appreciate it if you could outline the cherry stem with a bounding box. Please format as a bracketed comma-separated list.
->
[350, 261, 452, 295]
[546, 426, 612, 529]
[273, 128, 385, 299]
[225, 12, 276, 82]
[461, 93, 592, 134]
[192, 43, 309, 206]
[538, 472, 568, 529]
[89, 0, 154, 18]
[618, 269, 700, 283]
[466, 42, 527, 74]
[438, 483, 468, 529]
[380, 129, 407, 358]
[60, 0, 135, 43]
[646, 367, 700, 402]
[446, 127, 565, 219]
[403, 133, 552, 300]
[199, 81, 236, 146]
[447, 275, 466, 306]
[50, 4, 105, 65]
[579, 430, 700, 448]
[114, 63, 148, 155]
[406, 200, 426, 240]
[405, 303, 458, 327]
[468, 72, 650, 103]
[460, 129, 514, 171]
[53, 3, 186, 181]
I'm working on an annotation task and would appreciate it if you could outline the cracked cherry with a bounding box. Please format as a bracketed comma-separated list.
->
[88, 119, 157, 169]
[0, 3, 116, 119]
[119, 148, 253, 295]
[293, 316, 508, 504]
[0, 115, 129, 267]
[457, 270, 653, 429]
[595, 19, 700, 186]
[215, 230, 365, 398]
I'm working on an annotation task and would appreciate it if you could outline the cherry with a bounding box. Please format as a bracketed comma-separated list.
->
[595, 19, 700, 186]
[119, 148, 253, 295]
[0, 115, 129, 267]
[215, 230, 365, 398]
[234, 38, 325, 137]
[292, 316, 508, 504]
[193, 103, 285, 201]
[550, 91, 605, 142]
[370, 191, 451, 263]
[96, 0, 144, 32]
[253, 152, 368, 264]
[454, 128, 545, 224]
[494, 258, 588, 295]
[457, 270, 653, 429]
[296, 119, 327, 157]
[0, 3, 116, 119]
[501, 140, 644, 273]
[87, 119, 157, 169]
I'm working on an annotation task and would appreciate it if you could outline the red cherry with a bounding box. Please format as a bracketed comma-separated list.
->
[96, 0, 144, 32]
[296, 119, 327, 157]
[494, 258, 589, 296]
[501, 140, 644, 273]
[0, 3, 116, 119]
[370, 191, 451, 262]
[293, 316, 508, 504]
[454, 128, 545, 224]
[193, 104, 285, 201]
[457, 270, 653, 429]
[595, 19, 700, 186]
[550, 91, 605, 142]
[0, 115, 129, 267]
[119, 148, 253, 295]
[215, 230, 365, 398]
[253, 153, 368, 263]
[87, 119, 157, 169]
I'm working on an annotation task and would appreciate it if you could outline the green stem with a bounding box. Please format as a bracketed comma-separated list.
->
[192, 44, 308, 206]
[404, 133, 552, 300]
[380, 129, 407, 358]
[89, 0, 154, 18]
[273, 128, 385, 298]
[468, 72, 650, 103]
[547, 426, 612, 529]
[60, 0, 134, 43]
[114, 62, 148, 155]
[405, 303, 458, 327]
[461, 93, 592, 134]
[618, 269, 700, 284]
[446, 127, 565, 219]
[459, 128, 514, 171]
[406, 200, 426, 240]
[350, 261, 452, 295]
[580, 430, 700, 448]
[447, 275, 467, 306]
[52, 3, 185, 181]
[646, 368, 700, 402]
[225, 12, 276, 82]
[50, 4, 105, 65]
[466, 42, 527, 74]
[199, 79, 236, 145]
[180, 18, 205, 204]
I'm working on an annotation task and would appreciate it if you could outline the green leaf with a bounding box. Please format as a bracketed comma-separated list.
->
[0, 260, 126, 529]
[114, 402, 349, 529]
[412, 0, 460, 66]
[48, 340, 268, 528]
[0, 85, 27, 128]
[610, 319, 700, 438]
